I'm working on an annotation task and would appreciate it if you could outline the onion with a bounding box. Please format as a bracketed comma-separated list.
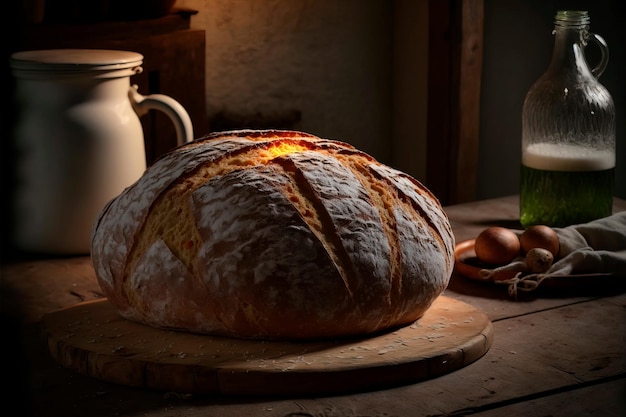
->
[520, 225, 560, 257]
[474, 226, 521, 265]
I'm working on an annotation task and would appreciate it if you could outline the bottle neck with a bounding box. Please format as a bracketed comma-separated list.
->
[548, 23, 592, 76]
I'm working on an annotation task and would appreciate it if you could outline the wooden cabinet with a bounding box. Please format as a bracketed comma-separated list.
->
[18, 9, 208, 164]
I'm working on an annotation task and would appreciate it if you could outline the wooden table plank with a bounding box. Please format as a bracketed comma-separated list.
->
[1, 256, 101, 323]
[2, 195, 625, 416]
[473, 378, 626, 417]
[15, 292, 625, 417]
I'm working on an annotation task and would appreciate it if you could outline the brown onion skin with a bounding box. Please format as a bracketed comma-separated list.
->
[474, 226, 521, 265]
[520, 225, 560, 258]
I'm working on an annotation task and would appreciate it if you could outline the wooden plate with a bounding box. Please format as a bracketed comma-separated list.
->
[41, 296, 492, 396]
[454, 239, 520, 282]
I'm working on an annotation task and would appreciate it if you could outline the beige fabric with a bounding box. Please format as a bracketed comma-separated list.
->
[500, 212, 626, 297]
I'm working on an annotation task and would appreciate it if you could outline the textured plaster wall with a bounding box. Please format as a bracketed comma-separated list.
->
[176, 0, 395, 165]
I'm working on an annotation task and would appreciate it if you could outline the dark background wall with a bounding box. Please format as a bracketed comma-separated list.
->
[477, 0, 625, 200]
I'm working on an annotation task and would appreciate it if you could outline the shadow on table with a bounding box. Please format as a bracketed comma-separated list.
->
[447, 272, 626, 301]
[19, 323, 314, 417]
[470, 219, 523, 230]
[446, 273, 512, 300]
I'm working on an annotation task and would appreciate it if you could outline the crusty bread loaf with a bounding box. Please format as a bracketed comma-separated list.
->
[91, 130, 455, 340]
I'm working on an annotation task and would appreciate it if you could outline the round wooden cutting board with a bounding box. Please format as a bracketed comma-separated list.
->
[41, 296, 492, 396]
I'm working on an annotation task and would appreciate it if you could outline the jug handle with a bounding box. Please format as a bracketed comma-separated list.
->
[129, 85, 194, 146]
[588, 32, 609, 79]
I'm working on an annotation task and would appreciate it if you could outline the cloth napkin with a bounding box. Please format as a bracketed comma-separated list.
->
[495, 212, 626, 297]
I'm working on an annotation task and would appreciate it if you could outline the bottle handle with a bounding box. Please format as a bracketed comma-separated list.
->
[129, 84, 194, 146]
[588, 32, 609, 79]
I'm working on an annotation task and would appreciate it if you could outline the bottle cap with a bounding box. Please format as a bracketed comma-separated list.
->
[555, 10, 590, 27]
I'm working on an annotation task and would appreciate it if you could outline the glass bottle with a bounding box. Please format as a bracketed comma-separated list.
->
[520, 10, 615, 228]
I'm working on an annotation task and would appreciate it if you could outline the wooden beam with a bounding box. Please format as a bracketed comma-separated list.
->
[426, 0, 454, 205]
[427, 0, 484, 205]
[456, 0, 484, 203]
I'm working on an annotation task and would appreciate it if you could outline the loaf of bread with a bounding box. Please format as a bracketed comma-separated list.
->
[91, 130, 455, 340]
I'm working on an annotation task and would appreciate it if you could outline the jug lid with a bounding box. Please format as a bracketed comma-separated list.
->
[10, 49, 144, 79]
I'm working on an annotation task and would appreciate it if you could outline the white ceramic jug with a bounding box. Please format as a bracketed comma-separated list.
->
[10, 49, 194, 255]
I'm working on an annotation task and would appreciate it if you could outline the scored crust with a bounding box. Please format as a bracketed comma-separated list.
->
[91, 129, 455, 340]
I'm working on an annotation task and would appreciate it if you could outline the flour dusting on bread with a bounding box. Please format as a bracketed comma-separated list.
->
[91, 130, 455, 340]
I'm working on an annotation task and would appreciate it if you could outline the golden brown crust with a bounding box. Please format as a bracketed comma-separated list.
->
[91, 129, 455, 340]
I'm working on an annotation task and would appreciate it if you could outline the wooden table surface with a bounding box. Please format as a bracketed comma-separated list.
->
[1, 195, 625, 417]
